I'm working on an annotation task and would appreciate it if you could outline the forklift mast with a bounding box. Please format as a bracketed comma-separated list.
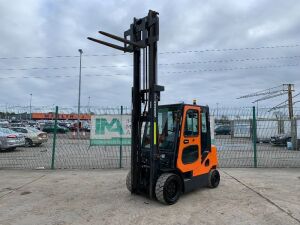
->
[88, 10, 163, 198]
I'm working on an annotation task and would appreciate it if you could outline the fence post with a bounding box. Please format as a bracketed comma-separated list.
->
[119, 105, 123, 168]
[252, 106, 257, 168]
[291, 118, 297, 150]
[51, 106, 59, 170]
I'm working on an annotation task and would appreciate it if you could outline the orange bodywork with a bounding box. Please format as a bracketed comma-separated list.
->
[176, 105, 218, 177]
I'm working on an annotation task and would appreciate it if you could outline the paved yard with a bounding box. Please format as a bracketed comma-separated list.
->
[0, 168, 299, 225]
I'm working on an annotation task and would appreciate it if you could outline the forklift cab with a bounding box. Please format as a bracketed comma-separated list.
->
[142, 103, 212, 165]
[140, 103, 219, 203]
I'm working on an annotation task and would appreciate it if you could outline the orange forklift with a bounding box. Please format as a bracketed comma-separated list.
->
[88, 10, 220, 205]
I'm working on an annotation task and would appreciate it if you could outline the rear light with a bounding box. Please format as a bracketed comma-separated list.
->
[7, 134, 17, 138]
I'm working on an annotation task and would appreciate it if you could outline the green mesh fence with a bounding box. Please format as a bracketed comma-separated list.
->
[211, 107, 300, 168]
[0, 105, 299, 169]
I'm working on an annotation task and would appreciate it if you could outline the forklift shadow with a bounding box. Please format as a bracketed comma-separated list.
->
[125, 193, 163, 207]
[123, 187, 214, 207]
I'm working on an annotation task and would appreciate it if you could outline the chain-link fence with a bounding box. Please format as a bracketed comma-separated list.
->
[0, 106, 131, 169]
[0, 105, 299, 169]
[211, 107, 300, 167]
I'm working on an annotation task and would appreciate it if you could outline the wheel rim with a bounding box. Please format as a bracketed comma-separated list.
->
[166, 180, 178, 200]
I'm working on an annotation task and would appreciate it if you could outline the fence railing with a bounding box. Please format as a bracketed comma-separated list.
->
[0, 106, 299, 169]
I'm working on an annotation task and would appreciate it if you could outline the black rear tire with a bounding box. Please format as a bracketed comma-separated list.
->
[126, 170, 132, 192]
[208, 169, 220, 188]
[155, 173, 182, 205]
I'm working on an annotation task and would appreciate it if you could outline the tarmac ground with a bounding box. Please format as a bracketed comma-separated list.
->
[0, 168, 299, 225]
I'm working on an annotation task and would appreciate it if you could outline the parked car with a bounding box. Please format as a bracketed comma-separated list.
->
[27, 120, 38, 128]
[0, 121, 9, 128]
[215, 125, 231, 135]
[42, 124, 68, 133]
[69, 121, 89, 132]
[270, 133, 291, 146]
[10, 122, 26, 128]
[69, 122, 80, 131]
[58, 121, 71, 129]
[0, 128, 25, 151]
[82, 123, 91, 132]
[36, 121, 46, 130]
[10, 127, 48, 147]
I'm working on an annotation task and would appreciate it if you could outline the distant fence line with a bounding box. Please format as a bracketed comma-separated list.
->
[0, 106, 131, 120]
[0, 105, 299, 119]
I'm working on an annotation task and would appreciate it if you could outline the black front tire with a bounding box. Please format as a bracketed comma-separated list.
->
[155, 173, 182, 205]
[208, 169, 220, 188]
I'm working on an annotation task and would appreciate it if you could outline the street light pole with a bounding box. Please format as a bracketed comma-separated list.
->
[29, 93, 32, 120]
[77, 49, 83, 138]
[88, 96, 91, 114]
[216, 103, 219, 120]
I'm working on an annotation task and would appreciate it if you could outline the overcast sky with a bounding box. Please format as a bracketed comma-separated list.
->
[0, 0, 300, 110]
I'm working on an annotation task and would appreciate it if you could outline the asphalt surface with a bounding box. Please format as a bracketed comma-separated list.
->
[0, 168, 299, 225]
